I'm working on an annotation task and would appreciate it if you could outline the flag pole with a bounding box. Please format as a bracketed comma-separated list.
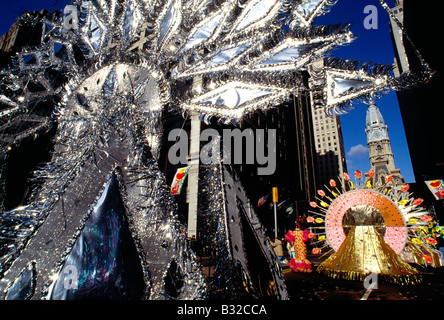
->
[272, 187, 278, 238]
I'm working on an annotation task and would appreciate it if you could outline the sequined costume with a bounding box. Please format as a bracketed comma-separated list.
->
[285, 229, 312, 273]
[317, 226, 422, 285]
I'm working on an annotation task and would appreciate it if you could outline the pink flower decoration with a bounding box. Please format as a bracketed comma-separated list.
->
[344, 173, 350, 181]
[317, 190, 326, 197]
[421, 215, 433, 222]
[306, 217, 315, 223]
[329, 179, 336, 188]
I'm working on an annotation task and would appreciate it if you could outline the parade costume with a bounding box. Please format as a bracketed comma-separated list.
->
[285, 229, 312, 273]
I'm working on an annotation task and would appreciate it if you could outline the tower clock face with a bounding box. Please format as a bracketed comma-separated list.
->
[373, 131, 381, 139]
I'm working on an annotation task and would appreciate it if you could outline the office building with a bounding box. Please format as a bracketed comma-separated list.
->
[311, 106, 347, 188]
[389, 0, 444, 181]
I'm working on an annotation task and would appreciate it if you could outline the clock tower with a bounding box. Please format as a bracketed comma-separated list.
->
[365, 100, 404, 186]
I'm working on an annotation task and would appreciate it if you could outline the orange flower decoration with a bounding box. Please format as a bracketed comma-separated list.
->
[413, 198, 424, 205]
[344, 172, 350, 181]
[368, 169, 374, 178]
[423, 255, 433, 263]
[312, 248, 321, 254]
[306, 217, 315, 223]
[426, 237, 438, 246]
[355, 170, 362, 179]
[317, 190, 326, 197]
[421, 215, 433, 222]
[401, 184, 410, 192]
[329, 179, 336, 188]
[385, 174, 393, 183]
[309, 201, 318, 208]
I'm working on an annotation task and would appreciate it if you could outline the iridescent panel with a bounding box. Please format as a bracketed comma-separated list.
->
[5, 262, 36, 300]
[47, 174, 146, 300]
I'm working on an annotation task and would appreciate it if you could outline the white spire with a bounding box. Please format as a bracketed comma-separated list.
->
[365, 100, 388, 143]
[364, 99, 405, 186]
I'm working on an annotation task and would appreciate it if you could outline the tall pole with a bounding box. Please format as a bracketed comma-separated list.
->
[272, 187, 278, 238]
[187, 75, 204, 239]
[187, 112, 200, 239]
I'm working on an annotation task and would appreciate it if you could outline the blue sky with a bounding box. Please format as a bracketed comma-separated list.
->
[0, 0, 71, 33]
[0, 0, 415, 183]
[314, 0, 415, 183]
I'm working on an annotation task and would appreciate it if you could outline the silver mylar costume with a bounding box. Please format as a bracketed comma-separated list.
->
[0, 0, 431, 299]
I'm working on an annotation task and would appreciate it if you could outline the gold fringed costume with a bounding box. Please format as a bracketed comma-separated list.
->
[317, 226, 422, 285]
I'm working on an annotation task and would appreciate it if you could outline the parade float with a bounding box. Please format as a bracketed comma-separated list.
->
[307, 172, 443, 285]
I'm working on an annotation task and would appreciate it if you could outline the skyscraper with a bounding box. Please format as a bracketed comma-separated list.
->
[311, 107, 347, 187]
[388, 0, 444, 219]
[364, 100, 404, 186]
[309, 60, 347, 187]
[389, 0, 444, 181]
